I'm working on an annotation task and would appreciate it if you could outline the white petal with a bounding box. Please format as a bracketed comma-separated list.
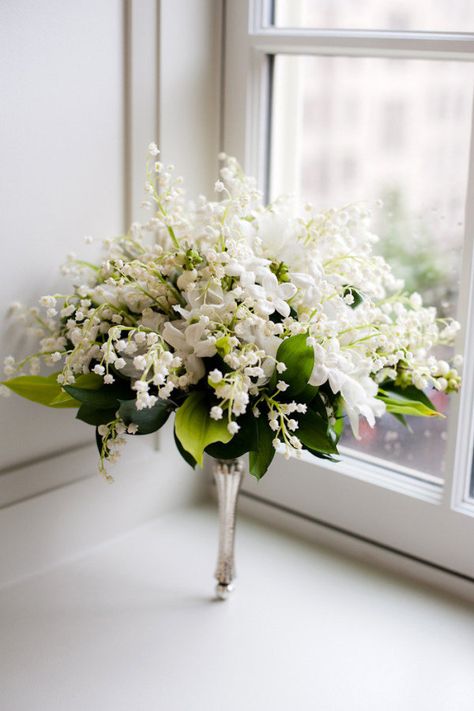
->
[274, 298, 290, 318]
[162, 322, 188, 351]
[328, 369, 346, 394]
[194, 341, 217, 358]
[185, 321, 206, 346]
[278, 282, 297, 300]
[309, 364, 329, 387]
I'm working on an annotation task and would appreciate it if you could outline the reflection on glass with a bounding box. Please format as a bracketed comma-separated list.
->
[274, 0, 474, 33]
[271, 55, 473, 480]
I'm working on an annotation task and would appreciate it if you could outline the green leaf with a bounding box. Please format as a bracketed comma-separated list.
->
[74, 373, 104, 390]
[174, 428, 197, 469]
[174, 391, 232, 466]
[206, 414, 258, 459]
[76, 403, 117, 426]
[384, 383, 437, 411]
[95, 427, 107, 458]
[1, 373, 79, 408]
[49, 390, 80, 407]
[249, 416, 275, 480]
[390, 412, 412, 430]
[304, 448, 339, 463]
[64, 379, 134, 408]
[297, 383, 320, 404]
[118, 398, 171, 435]
[270, 333, 314, 397]
[49, 373, 103, 407]
[332, 396, 345, 443]
[297, 408, 339, 454]
[333, 417, 345, 442]
[377, 386, 442, 418]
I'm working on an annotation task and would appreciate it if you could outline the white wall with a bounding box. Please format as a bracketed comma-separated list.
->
[0, 0, 126, 472]
[0, 0, 223, 579]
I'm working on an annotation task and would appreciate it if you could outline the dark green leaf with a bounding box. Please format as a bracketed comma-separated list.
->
[269, 333, 314, 397]
[118, 398, 171, 435]
[302, 442, 339, 462]
[74, 373, 104, 390]
[297, 383, 320, 404]
[64, 380, 135, 408]
[206, 414, 258, 459]
[249, 416, 275, 480]
[308, 392, 327, 419]
[297, 408, 339, 454]
[174, 428, 197, 469]
[76, 403, 117, 426]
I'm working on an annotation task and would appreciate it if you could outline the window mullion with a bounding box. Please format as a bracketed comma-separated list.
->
[250, 28, 474, 61]
[445, 91, 474, 514]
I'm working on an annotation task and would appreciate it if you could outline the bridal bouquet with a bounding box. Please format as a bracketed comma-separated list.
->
[2, 145, 462, 480]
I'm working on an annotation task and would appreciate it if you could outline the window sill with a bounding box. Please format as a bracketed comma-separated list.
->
[1, 503, 473, 711]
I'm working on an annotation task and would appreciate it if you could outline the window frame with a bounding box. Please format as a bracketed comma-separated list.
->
[222, 0, 474, 579]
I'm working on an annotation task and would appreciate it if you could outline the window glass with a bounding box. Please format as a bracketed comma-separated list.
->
[270, 54, 474, 480]
[274, 0, 474, 33]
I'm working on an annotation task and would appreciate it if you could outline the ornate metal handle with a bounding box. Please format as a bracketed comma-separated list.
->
[212, 457, 244, 600]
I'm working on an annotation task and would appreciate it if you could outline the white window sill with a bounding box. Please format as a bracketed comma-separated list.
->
[1, 503, 473, 711]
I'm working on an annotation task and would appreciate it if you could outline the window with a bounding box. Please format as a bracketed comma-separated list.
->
[223, 0, 474, 579]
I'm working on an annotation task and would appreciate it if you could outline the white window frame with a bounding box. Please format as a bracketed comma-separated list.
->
[222, 0, 474, 580]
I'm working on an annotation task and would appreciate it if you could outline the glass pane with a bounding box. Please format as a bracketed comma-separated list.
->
[270, 55, 474, 481]
[274, 0, 474, 33]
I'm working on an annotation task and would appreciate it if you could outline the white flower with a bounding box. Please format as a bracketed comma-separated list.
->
[133, 355, 147, 371]
[93, 364, 105, 376]
[435, 360, 450, 376]
[276, 380, 289, 392]
[210, 406, 223, 420]
[340, 374, 386, 439]
[148, 142, 160, 156]
[227, 421, 240, 435]
[161, 320, 215, 382]
[104, 374, 115, 384]
[410, 292, 423, 309]
[208, 369, 223, 384]
[241, 270, 297, 319]
[214, 180, 225, 192]
[40, 295, 56, 308]
[127, 423, 139, 434]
